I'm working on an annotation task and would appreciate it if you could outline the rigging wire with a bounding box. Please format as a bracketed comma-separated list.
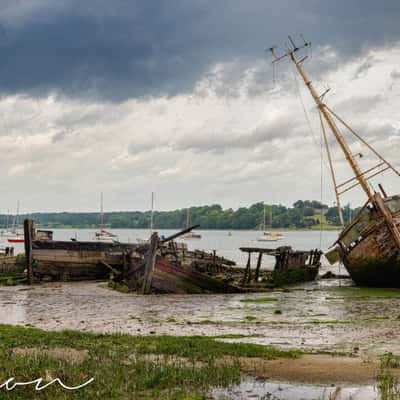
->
[291, 64, 332, 174]
[291, 64, 320, 148]
[319, 112, 324, 250]
[291, 64, 327, 250]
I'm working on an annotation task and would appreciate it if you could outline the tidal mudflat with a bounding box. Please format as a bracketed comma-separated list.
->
[1, 279, 400, 356]
[1, 279, 400, 398]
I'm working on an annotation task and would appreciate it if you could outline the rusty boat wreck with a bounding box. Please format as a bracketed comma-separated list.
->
[23, 220, 322, 293]
[272, 36, 400, 287]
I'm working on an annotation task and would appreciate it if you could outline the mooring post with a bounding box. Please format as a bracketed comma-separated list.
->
[23, 219, 34, 285]
[142, 232, 160, 294]
[255, 252, 263, 282]
[242, 252, 251, 285]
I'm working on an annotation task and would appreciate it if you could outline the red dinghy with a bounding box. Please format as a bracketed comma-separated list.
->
[8, 238, 24, 243]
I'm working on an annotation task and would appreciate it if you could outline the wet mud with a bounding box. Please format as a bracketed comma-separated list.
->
[1, 279, 399, 357]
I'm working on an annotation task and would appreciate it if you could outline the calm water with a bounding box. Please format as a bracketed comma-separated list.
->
[2, 228, 341, 268]
[213, 380, 377, 400]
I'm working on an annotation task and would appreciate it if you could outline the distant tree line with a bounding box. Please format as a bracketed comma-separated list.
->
[0, 200, 359, 230]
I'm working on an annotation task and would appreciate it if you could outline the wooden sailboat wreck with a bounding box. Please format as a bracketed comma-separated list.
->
[23, 220, 322, 292]
[270, 36, 400, 287]
[110, 229, 321, 293]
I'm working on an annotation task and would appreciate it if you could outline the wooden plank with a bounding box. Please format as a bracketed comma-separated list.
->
[255, 252, 263, 282]
[24, 219, 34, 285]
[161, 225, 200, 243]
[242, 252, 251, 285]
[142, 232, 160, 294]
[240, 247, 277, 255]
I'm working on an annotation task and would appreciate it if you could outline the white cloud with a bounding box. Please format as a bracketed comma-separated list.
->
[0, 44, 400, 212]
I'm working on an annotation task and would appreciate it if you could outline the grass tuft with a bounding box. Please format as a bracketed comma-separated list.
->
[240, 297, 278, 303]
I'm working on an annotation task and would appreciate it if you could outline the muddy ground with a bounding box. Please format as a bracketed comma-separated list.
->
[2, 279, 400, 398]
[1, 279, 399, 358]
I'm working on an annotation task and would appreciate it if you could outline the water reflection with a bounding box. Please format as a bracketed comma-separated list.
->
[213, 379, 377, 400]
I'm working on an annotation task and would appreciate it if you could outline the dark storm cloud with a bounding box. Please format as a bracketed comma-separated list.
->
[0, 0, 399, 100]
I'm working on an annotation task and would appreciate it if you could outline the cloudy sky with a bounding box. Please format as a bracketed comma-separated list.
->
[0, 0, 400, 212]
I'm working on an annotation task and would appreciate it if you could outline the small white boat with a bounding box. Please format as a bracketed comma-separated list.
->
[257, 204, 283, 242]
[182, 208, 202, 239]
[3, 201, 24, 243]
[182, 232, 202, 239]
[94, 229, 118, 242]
[93, 193, 119, 242]
[257, 232, 283, 242]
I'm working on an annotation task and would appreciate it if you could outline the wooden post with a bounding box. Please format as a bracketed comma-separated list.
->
[242, 252, 251, 286]
[24, 219, 34, 285]
[242, 251, 251, 286]
[142, 232, 159, 294]
[255, 252, 263, 282]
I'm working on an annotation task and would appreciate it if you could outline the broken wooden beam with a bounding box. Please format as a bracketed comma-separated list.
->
[161, 225, 200, 243]
[255, 252, 263, 282]
[141, 232, 160, 294]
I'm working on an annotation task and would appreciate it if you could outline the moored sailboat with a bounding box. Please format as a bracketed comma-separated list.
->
[6, 201, 24, 243]
[93, 193, 118, 242]
[182, 208, 202, 239]
[257, 203, 283, 242]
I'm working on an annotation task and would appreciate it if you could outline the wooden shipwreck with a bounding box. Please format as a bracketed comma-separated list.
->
[23, 220, 321, 293]
[271, 36, 400, 287]
[240, 246, 321, 288]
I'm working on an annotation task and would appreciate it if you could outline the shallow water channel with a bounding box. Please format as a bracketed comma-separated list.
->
[212, 379, 378, 400]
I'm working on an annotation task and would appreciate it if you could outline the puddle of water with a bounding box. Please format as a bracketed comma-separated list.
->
[212, 379, 378, 400]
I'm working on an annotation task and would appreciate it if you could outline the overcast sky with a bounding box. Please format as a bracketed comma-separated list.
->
[0, 0, 400, 213]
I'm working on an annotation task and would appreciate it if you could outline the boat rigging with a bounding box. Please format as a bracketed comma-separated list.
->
[269, 36, 400, 286]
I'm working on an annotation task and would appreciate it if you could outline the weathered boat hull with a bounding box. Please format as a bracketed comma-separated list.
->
[150, 257, 243, 294]
[344, 257, 400, 287]
[336, 195, 400, 287]
[341, 225, 400, 287]
[272, 265, 319, 286]
[31, 240, 138, 281]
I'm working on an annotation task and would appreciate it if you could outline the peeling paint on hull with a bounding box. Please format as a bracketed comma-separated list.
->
[334, 195, 400, 287]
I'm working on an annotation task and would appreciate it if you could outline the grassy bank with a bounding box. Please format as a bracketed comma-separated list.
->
[0, 324, 300, 399]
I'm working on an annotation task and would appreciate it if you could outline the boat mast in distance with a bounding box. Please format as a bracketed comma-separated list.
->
[150, 192, 154, 234]
[182, 207, 202, 240]
[93, 193, 118, 242]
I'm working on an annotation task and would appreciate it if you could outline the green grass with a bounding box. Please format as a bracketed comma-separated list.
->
[378, 355, 400, 400]
[0, 324, 300, 399]
[381, 353, 400, 369]
[0, 272, 27, 286]
[240, 297, 278, 303]
[305, 214, 342, 231]
[334, 287, 400, 298]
